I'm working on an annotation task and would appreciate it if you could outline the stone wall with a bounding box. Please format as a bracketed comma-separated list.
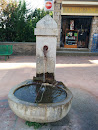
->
[89, 16, 98, 50]
[54, 0, 62, 48]
[0, 42, 36, 55]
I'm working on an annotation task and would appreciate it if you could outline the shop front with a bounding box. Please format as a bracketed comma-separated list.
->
[61, 16, 92, 48]
[53, 0, 98, 49]
[61, 1, 98, 49]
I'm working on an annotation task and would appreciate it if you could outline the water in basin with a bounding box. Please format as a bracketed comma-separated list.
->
[14, 82, 67, 103]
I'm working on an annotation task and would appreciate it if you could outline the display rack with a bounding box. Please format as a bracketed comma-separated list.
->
[64, 30, 78, 48]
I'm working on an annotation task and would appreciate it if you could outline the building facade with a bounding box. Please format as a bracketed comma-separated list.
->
[53, 0, 98, 50]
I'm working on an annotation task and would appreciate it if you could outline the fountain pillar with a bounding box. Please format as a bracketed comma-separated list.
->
[34, 15, 58, 83]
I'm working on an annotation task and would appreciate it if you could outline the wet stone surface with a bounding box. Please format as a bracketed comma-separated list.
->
[14, 83, 67, 103]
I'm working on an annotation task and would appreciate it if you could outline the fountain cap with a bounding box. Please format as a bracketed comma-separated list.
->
[36, 14, 57, 29]
[34, 15, 58, 36]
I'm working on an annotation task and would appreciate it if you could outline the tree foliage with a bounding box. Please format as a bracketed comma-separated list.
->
[0, 0, 53, 42]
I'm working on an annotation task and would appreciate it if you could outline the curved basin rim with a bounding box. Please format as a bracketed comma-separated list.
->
[8, 79, 73, 107]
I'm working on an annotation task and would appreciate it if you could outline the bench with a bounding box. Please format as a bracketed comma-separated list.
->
[0, 45, 13, 61]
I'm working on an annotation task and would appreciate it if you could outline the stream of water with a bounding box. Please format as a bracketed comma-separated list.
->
[35, 52, 48, 103]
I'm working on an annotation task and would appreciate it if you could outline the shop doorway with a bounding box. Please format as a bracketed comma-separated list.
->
[61, 16, 93, 48]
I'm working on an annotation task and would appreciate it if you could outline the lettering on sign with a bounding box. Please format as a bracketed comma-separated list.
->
[62, 7, 98, 15]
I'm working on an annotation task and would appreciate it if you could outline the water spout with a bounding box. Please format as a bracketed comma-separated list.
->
[43, 45, 48, 58]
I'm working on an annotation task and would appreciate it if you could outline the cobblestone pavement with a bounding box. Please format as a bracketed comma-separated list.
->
[0, 56, 98, 130]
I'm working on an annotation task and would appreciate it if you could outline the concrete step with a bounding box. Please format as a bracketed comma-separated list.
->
[56, 51, 98, 56]
[57, 48, 89, 52]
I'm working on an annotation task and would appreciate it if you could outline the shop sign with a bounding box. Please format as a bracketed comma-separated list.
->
[44, 0, 54, 11]
[61, 6, 98, 16]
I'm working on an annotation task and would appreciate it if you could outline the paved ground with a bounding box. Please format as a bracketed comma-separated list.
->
[0, 56, 98, 130]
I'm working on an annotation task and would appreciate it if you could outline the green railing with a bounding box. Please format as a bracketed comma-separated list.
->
[0, 45, 13, 61]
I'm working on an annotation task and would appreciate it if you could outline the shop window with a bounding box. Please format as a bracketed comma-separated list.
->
[61, 16, 92, 48]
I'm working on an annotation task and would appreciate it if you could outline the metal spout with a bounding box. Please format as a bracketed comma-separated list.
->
[43, 45, 48, 57]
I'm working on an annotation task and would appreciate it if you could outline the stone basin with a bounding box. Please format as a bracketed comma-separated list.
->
[8, 79, 73, 123]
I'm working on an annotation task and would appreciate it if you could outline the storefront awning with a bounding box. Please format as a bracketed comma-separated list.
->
[62, 1, 98, 6]
[61, 1, 98, 16]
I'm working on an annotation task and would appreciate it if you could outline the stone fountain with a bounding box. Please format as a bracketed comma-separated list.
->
[8, 15, 73, 123]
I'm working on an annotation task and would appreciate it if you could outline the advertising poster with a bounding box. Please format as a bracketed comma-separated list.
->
[70, 20, 74, 30]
